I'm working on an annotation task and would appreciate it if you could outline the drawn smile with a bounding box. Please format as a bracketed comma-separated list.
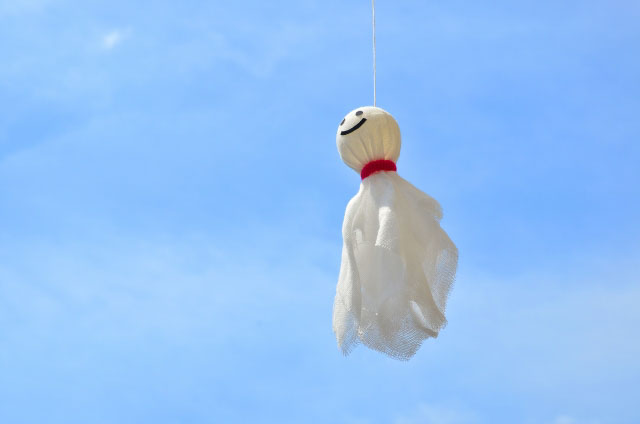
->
[340, 118, 367, 135]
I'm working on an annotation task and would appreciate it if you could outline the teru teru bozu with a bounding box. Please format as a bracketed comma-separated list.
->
[333, 106, 458, 361]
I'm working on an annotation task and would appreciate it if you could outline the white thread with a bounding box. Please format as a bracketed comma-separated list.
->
[372, 0, 376, 107]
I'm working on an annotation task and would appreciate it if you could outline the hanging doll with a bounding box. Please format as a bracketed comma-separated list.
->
[332, 106, 458, 360]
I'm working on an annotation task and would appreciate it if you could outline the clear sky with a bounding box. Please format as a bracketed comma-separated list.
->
[1, 1, 639, 423]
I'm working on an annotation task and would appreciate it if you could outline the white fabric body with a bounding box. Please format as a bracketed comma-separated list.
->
[333, 106, 458, 360]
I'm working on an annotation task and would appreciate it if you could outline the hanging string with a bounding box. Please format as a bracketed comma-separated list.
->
[372, 0, 377, 106]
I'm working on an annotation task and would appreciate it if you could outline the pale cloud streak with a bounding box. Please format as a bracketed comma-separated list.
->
[101, 28, 130, 50]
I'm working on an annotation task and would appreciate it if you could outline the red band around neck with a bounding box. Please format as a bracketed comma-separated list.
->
[360, 159, 397, 180]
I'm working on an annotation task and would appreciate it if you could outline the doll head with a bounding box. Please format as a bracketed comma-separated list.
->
[336, 106, 401, 172]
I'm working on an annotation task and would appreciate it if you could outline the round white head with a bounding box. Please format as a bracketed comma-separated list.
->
[336, 106, 401, 172]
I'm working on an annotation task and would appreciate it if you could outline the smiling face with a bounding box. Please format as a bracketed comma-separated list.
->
[339, 109, 367, 135]
[336, 106, 401, 172]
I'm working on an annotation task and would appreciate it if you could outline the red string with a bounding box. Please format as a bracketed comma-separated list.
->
[360, 159, 397, 180]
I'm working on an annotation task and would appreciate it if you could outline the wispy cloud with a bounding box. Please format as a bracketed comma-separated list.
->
[101, 28, 130, 50]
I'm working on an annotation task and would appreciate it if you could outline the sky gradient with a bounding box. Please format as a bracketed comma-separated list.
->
[1, 0, 639, 423]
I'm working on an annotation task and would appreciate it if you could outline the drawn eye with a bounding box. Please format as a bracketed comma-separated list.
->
[356, 110, 363, 116]
[340, 118, 345, 126]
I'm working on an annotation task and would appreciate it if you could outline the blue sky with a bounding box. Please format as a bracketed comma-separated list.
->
[1, 0, 639, 423]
